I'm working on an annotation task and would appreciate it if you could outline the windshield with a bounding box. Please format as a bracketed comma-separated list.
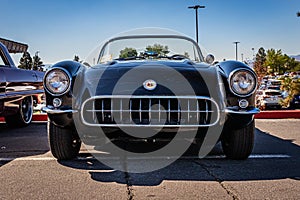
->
[265, 91, 281, 96]
[96, 35, 203, 64]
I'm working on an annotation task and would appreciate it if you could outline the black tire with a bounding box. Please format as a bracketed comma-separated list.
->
[221, 120, 255, 160]
[48, 122, 81, 160]
[5, 96, 33, 127]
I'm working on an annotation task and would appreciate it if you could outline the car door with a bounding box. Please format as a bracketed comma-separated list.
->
[0, 53, 7, 112]
[4, 67, 42, 97]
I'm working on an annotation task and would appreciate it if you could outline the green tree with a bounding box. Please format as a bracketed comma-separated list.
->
[119, 47, 138, 59]
[19, 52, 33, 70]
[284, 56, 300, 72]
[253, 47, 267, 79]
[280, 77, 300, 107]
[145, 44, 169, 56]
[74, 55, 80, 62]
[184, 52, 190, 58]
[32, 52, 43, 71]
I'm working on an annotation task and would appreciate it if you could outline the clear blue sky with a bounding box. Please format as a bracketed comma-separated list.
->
[1, 0, 299, 64]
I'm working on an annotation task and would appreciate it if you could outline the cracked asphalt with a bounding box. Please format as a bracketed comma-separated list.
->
[0, 119, 300, 200]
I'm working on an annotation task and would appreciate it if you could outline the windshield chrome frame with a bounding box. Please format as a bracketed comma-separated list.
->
[97, 35, 204, 64]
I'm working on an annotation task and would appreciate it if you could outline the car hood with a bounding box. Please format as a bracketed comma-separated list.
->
[82, 60, 219, 97]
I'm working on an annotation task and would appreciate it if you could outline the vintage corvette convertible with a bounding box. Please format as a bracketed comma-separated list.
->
[42, 30, 259, 161]
[0, 41, 44, 127]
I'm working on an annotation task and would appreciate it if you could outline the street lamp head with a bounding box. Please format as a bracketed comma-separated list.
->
[188, 5, 205, 9]
[297, 12, 300, 17]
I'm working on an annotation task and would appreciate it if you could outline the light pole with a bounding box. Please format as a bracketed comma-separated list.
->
[233, 41, 240, 61]
[188, 5, 205, 44]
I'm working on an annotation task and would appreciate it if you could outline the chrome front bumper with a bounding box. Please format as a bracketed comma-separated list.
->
[42, 106, 78, 114]
[225, 107, 260, 115]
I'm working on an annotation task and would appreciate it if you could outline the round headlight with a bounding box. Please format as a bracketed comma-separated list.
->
[44, 68, 71, 95]
[229, 69, 257, 97]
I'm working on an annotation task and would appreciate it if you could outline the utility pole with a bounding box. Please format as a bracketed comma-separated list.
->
[252, 47, 255, 58]
[233, 41, 240, 61]
[188, 5, 205, 44]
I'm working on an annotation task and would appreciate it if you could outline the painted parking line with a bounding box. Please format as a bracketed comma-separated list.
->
[0, 154, 291, 162]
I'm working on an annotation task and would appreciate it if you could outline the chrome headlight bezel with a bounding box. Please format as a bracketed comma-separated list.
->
[228, 68, 257, 97]
[44, 67, 71, 96]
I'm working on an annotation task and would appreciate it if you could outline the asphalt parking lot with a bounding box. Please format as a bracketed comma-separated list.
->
[0, 119, 299, 200]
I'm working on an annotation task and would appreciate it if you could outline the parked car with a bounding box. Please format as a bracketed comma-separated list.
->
[256, 89, 283, 110]
[290, 93, 300, 109]
[42, 30, 259, 161]
[0, 42, 44, 127]
[266, 85, 281, 91]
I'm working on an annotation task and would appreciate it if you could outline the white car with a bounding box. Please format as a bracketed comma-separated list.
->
[256, 89, 283, 110]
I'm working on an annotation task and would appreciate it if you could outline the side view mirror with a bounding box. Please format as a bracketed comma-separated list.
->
[205, 54, 215, 64]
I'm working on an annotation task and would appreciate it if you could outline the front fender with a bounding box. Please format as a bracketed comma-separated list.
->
[216, 60, 258, 109]
[49, 60, 83, 77]
[217, 60, 253, 78]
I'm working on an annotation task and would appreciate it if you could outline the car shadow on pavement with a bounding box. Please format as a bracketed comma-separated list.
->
[58, 127, 300, 186]
[0, 123, 49, 167]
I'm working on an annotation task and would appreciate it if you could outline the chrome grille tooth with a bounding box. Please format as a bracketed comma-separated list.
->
[196, 99, 199, 123]
[187, 99, 190, 123]
[139, 99, 142, 123]
[149, 98, 152, 124]
[120, 99, 123, 122]
[101, 99, 104, 122]
[204, 100, 208, 124]
[158, 99, 161, 123]
[129, 99, 132, 123]
[177, 99, 180, 124]
[111, 99, 113, 122]
[168, 99, 170, 123]
[92, 99, 96, 122]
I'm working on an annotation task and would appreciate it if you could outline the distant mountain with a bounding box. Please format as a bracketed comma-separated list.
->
[291, 55, 300, 62]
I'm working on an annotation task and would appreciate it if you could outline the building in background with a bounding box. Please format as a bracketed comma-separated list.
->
[0, 38, 28, 54]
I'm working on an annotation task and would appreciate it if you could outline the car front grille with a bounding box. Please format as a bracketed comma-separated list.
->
[81, 95, 220, 127]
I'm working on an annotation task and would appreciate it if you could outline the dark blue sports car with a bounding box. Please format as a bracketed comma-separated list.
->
[42, 29, 259, 161]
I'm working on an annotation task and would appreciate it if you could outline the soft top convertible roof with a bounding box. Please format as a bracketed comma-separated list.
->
[0, 38, 28, 53]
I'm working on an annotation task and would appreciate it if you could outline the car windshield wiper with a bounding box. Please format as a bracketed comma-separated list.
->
[158, 54, 190, 60]
[114, 54, 189, 61]
[114, 56, 146, 61]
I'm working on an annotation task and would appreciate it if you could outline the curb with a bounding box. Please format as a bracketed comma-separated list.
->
[255, 110, 300, 119]
[0, 114, 48, 123]
[1, 111, 300, 122]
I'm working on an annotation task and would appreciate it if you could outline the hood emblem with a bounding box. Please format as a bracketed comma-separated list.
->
[143, 79, 157, 91]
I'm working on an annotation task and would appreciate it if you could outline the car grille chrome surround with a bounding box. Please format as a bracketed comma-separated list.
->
[81, 95, 220, 127]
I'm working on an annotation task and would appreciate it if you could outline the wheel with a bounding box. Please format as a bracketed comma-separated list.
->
[221, 120, 255, 160]
[5, 96, 33, 127]
[48, 122, 81, 160]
